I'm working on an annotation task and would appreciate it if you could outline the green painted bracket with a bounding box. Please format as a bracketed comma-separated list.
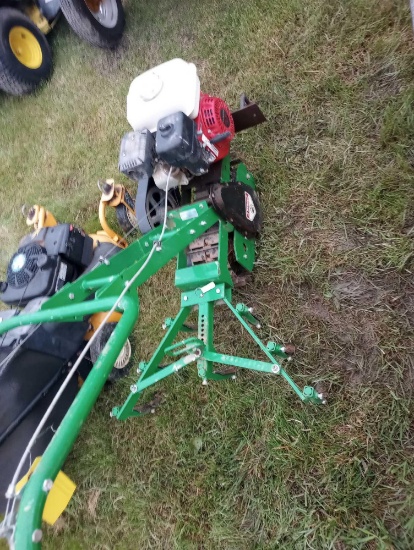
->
[234, 231, 255, 271]
[236, 303, 261, 327]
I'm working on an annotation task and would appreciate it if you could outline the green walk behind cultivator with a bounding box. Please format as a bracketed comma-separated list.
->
[0, 59, 324, 549]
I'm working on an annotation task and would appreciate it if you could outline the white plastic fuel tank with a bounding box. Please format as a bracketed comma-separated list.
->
[127, 59, 200, 133]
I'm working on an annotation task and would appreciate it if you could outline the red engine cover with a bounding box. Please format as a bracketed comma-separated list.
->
[195, 93, 235, 162]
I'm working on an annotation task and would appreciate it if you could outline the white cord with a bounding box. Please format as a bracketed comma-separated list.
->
[3, 168, 173, 526]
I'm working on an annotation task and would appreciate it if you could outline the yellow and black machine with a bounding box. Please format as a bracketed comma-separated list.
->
[0, 182, 136, 517]
[0, 0, 125, 95]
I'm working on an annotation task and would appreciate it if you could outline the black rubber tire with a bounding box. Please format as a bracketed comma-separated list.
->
[60, 0, 125, 49]
[115, 189, 138, 235]
[0, 8, 52, 96]
[140, 181, 180, 232]
[89, 323, 132, 383]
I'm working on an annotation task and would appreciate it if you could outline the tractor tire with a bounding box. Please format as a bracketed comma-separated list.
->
[0, 8, 52, 96]
[115, 189, 138, 236]
[60, 0, 125, 49]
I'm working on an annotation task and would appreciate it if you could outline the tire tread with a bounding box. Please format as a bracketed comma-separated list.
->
[60, 0, 125, 49]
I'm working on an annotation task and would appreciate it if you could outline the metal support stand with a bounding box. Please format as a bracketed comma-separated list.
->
[113, 282, 322, 421]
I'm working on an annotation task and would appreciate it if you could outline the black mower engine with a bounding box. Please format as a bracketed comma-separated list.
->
[0, 218, 124, 514]
[0, 224, 93, 307]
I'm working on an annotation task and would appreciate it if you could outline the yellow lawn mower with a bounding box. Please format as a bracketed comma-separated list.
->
[0, 0, 125, 96]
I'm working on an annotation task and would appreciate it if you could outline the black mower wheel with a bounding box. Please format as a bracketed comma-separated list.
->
[60, 0, 125, 49]
[89, 322, 132, 383]
[0, 8, 52, 96]
[115, 189, 138, 235]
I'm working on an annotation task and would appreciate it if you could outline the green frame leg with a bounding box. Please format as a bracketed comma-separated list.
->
[113, 287, 324, 422]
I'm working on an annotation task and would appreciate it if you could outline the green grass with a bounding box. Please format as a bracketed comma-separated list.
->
[1, 0, 414, 548]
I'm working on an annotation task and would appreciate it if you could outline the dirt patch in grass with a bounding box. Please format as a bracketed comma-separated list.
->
[299, 269, 414, 387]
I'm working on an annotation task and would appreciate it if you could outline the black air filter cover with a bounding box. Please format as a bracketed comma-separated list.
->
[0, 224, 93, 307]
[7, 244, 45, 288]
[156, 111, 210, 175]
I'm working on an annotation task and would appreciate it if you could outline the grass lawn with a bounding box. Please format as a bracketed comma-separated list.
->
[1, 0, 414, 548]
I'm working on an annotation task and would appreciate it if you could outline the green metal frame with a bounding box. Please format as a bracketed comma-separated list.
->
[0, 160, 323, 549]
[112, 283, 322, 423]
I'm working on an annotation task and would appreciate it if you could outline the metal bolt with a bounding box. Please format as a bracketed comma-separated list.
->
[69, 293, 75, 300]
[6, 484, 14, 499]
[200, 293, 204, 297]
[109, 411, 114, 418]
[317, 393, 324, 400]
[145, 242, 149, 247]
[246, 173, 251, 179]
[190, 229, 196, 235]
[99, 255, 110, 266]
[199, 204, 204, 209]
[216, 288, 221, 294]
[256, 323, 261, 329]
[248, 307, 253, 313]
[136, 368, 141, 375]
[183, 296, 188, 301]
[272, 365, 280, 374]
[32, 530, 43, 543]
[202, 379, 208, 386]
[130, 384, 138, 394]
[200, 221, 207, 226]
[231, 375, 237, 380]
[42, 479, 53, 492]
[243, 254, 248, 259]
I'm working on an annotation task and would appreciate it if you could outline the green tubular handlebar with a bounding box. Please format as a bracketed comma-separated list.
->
[13, 293, 139, 550]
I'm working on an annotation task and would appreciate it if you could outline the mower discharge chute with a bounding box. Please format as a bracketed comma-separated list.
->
[0, 59, 324, 549]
